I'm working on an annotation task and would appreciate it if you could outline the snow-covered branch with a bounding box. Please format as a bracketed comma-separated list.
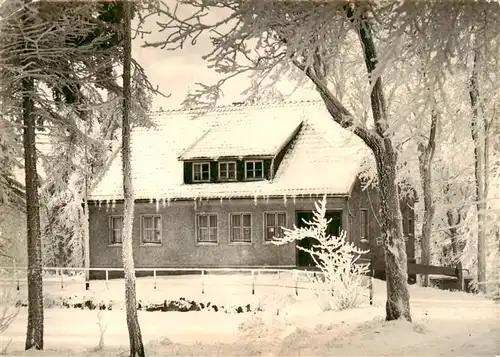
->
[272, 196, 369, 310]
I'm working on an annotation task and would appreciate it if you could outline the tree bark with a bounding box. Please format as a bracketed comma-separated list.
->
[352, 7, 411, 322]
[446, 208, 463, 263]
[22, 0, 44, 350]
[292, 3, 411, 322]
[375, 148, 412, 321]
[121, 1, 145, 356]
[469, 48, 487, 293]
[417, 110, 437, 287]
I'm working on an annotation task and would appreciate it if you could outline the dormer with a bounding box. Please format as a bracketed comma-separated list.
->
[178, 116, 303, 184]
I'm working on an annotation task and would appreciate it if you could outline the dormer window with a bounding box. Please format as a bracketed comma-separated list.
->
[245, 160, 263, 180]
[219, 161, 236, 181]
[193, 162, 210, 182]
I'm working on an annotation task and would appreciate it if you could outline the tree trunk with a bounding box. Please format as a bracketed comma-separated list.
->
[469, 48, 487, 293]
[375, 149, 412, 322]
[446, 208, 463, 263]
[354, 7, 411, 322]
[22, 63, 44, 352]
[22, 0, 44, 350]
[84, 112, 90, 289]
[417, 110, 437, 287]
[121, 1, 145, 356]
[295, 4, 411, 322]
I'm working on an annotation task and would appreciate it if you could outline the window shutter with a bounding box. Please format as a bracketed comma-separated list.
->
[236, 160, 245, 181]
[264, 159, 272, 180]
[210, 161, 217, 182]
[184, 162, 192, 184]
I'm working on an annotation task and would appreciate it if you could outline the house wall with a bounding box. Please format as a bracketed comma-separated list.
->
[348, 177, 416, 267]
[88, 196, 349, 270]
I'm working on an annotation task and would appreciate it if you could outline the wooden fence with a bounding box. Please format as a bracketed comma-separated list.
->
[2, 266, 374, 300]
[370, 260, 469, 291]
[1, 258, 470, 307]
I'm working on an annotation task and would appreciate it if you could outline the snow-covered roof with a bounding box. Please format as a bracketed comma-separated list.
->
[178, 113, 303, 160]
[89, 100, 371, 201]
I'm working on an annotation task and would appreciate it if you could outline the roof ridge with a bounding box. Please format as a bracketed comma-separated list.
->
[148, 99, 324, 117]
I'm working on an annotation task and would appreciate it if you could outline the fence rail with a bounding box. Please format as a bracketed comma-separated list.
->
[0, 265, 375, 304]
[1, 259, 469, 306]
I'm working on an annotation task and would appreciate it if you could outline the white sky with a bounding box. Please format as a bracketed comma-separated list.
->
[133, 4, 320, 111]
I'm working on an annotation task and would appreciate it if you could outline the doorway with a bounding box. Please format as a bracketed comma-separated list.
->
[295, 210, 342, 267]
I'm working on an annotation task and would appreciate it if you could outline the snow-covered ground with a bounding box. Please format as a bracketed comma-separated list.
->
[1, 274, 499, 356]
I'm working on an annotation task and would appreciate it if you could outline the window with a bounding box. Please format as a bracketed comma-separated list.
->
[245, 160, 263, 180]
[230, 213, 252, 243]
[408, 218, 414, 237]
[193, 162, 210, 182]
[264, 212, 286, 241]
[109, 216, 123, 245]
[405, 217, 414, 242]
[360, 209, 368, 241]
[218, 162, 236, 181]
[141, 215, 162, 244]
[197, 214, 218, 243]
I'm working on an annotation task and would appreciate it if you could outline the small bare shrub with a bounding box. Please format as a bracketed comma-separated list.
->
[0, 283, 20, 356]
[89, 310, 108, 352]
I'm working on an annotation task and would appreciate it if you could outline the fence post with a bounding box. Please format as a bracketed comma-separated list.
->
[13, 258, 19, 291]
[85, 267, 90, 291]
[455, 262, 464, 291]
[201, 270, 205, 294]
[60, 268, 64, 289]
[369, 259, 374, 305]
[105, 269, 109, 290]
[251, 271, 255, 295]
[153, 269, 157, 290]
[294, 271, 298, 296]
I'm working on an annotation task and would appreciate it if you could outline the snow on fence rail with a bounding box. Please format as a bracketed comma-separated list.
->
[0, 266, 374, 304]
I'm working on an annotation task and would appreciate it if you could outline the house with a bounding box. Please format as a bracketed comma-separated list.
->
[87, 100, 416, 278]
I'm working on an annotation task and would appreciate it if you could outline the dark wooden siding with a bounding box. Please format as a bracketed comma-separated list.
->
[263, 159, 272, 180]
[183, 162, 193, 184]
[210, 161, 217, 182]
[236, 160, 245, 181]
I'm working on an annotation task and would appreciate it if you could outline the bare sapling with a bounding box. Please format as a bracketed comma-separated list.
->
[0, 282, 20, 355]
[273, 196, 369, 310]
[88, 310, 107, 352]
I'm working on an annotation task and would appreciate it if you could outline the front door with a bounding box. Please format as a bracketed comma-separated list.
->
[296, 210, 342, 267]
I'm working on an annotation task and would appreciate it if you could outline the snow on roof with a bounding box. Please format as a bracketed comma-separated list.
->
[179, 112, 303, 160]
[89, 100, 371, 201]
